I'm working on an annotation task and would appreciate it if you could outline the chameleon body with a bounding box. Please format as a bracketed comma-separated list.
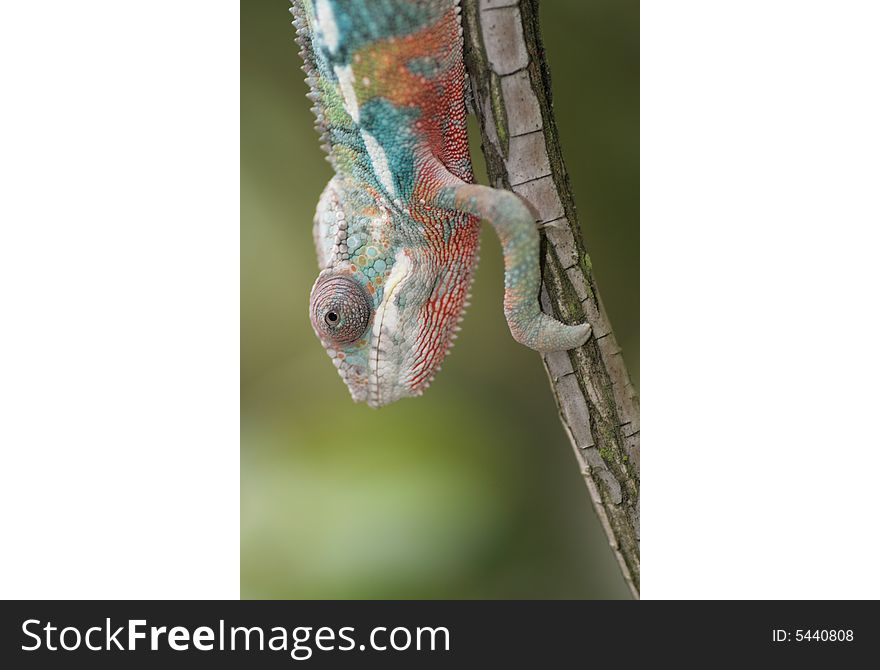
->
[291, 0, 590, 407]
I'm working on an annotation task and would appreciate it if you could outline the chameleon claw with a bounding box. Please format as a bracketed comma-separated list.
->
[538, 218, 566, 231]
[509, 313, 592, 353]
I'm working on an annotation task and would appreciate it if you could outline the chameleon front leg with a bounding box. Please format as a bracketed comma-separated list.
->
[434, 181, 591, 352]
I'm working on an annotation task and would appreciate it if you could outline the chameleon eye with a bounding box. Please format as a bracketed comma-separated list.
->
[310, 275, 372, 345]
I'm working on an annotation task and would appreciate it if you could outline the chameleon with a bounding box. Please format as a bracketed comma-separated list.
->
[290, 0, 591, 408]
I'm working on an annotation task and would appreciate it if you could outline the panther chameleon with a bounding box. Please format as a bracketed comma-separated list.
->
[290, 0, 591, 407]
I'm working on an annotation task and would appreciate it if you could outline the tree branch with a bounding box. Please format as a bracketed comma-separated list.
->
[461, 0, 640, 598]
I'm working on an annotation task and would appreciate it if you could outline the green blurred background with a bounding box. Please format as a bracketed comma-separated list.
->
[241, 0, 638, 599]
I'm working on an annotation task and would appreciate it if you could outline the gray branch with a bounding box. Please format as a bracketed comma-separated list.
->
[461, 0, 640, 598]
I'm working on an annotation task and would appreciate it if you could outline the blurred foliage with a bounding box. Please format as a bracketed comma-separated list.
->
[241, 0, 638, 599]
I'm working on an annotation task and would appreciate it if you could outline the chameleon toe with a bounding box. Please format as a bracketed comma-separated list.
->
[510, 314, 592, 353]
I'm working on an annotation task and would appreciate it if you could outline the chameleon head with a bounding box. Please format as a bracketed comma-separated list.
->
[309, 180, 475, 408]
[309, 248, 453, 408]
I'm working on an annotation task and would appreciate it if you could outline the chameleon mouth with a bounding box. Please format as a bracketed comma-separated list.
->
[368, 251, 413, 408]
[368, 318, 389, 408]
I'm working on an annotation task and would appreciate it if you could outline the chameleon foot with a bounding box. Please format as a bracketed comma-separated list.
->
[508, 310, 592, 352]
[435, 178, 592, 354]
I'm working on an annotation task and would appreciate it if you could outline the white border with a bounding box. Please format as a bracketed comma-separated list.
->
[0, 1, 240, 598]
[642, 1, 880, 598]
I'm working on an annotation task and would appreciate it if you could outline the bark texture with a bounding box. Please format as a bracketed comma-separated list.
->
[461, 0, 640, 598]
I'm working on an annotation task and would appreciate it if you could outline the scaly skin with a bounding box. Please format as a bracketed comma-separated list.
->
[291, 0, 590, 407]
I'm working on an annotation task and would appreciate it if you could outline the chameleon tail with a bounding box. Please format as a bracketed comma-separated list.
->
[434, 181, 591, 353]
